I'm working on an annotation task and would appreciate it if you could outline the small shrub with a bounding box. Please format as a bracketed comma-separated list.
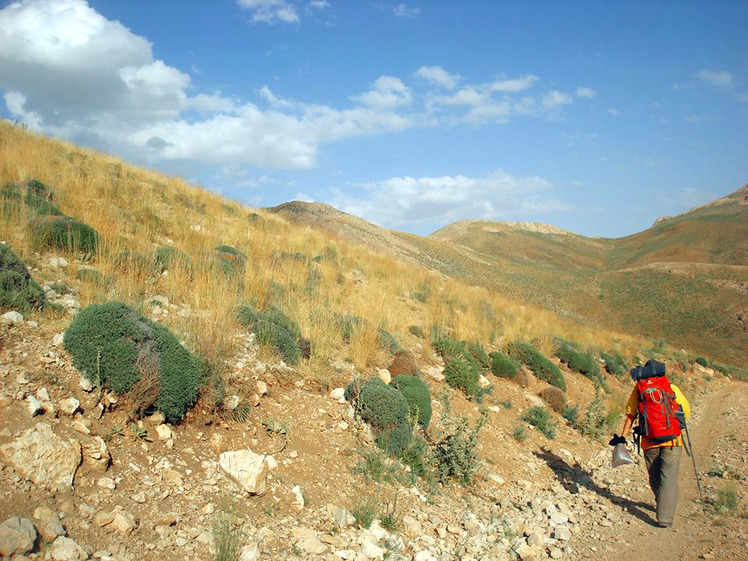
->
[212, 511, 242, 561]
[63, 302, 201, 423]
[336, 313, 362, 343]
[390, 375, 432, 428]
[556, 344, 604, 388]
[408, 325, 425, 339]
[695, 356, 709, 367]
[713, 483, 738, 513]
[467, 342, 491, 369]
[236, 305, 302, 365]
[29, 216, 100, 254]
[153, 246, 192, 273]
[506, 341, 566, 392]
[411, 282, 432, 303]
[378, 327, 400, 353]
[76, 268, 111, 287]
[522, 406, 557, 439]
[512, 425, 528, 442]
[578, 389, 606, 439]
[432, 396, 487, 485]
[1, 179, 61, 219]
[539, 386, 566, 413]
[351, 497, 378, 529]
[389, 349, 418, 377]
[347, 377, 412, 457]
[112, 250, 151, 275]
[0, 243, 46, 312]
[601, 351, 628, 378]
[489, 351, 520, 379]
[562, 404, 579, 426]
[215, 244, 246, 273]
[444, 357, 479, 398]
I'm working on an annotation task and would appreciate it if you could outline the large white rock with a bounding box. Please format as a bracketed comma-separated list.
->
[50, 536, 89, 560]
[0, 311, 24, 325]
[0, 516, 37, 558]
[0, 423, 81, 489]
[219, 450, 268, 495]
[33, 506, 65, 540]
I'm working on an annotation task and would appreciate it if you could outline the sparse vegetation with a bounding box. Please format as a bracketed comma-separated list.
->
[539, 386, 566, 413]
[601, 351, 628, 378]
[431, 394, 487, 485]
[512, 425, 528, 442]
[29, 215, 100, 254]
[555, 343, 605, 388]
[236, 304, 303, 365]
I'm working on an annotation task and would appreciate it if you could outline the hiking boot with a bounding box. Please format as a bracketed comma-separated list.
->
[657, 521, 672, 528]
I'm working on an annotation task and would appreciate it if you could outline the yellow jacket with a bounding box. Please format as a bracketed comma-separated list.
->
[625, 383, 690, 450]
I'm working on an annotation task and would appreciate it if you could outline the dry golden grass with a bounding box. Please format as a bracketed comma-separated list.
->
[0, 122, 647, 385]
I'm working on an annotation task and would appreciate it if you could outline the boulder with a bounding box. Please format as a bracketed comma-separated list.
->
[0, 516, 37, 558]
[219, 450, 268, 495]
[1, 311, 24, 325]
[0, 423, 81, 489]
[59, 398, 80, 416]
[49, 536, 89, 560]
[33, 507, 65, 540]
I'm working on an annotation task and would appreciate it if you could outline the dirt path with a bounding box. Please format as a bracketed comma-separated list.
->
[579, 380, 748, 561]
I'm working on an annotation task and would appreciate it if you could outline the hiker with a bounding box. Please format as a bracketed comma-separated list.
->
[612, 359, 691, 528]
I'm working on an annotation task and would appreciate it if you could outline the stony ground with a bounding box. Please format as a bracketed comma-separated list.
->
[0, 299, 746, 561]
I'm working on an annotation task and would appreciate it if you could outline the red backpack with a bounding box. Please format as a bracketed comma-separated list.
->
[636, 374, 682, 443]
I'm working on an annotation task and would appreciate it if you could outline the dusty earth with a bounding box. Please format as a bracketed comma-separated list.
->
[0, 308, 746, 561]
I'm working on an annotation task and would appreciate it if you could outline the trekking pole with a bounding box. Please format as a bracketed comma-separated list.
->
[683, 422, 705, 505]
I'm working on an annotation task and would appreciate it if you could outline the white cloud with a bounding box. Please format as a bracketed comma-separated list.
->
[0, 1, 418, 170]
[695, 69, 733, 89]
[607, 107, 621, 116]
[308, 0, 329, 9]
[393, 3, 420, 19]
[575, 87, 596, 99]
[414, 66, 461, 89]
[237, 0, 300, 24]
[352, 76, 412, 108]
[330, 170, 570, 230]
[488, 74, 538, 92]
[541, 90, 573, 110]
[434, 87, 488, 107]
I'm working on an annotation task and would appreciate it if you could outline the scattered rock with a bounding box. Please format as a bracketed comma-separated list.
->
[330, 388, 346, 403]
[49, 536, 89, 560]
[33, 506, 65, 540]
[27, 395, 44, 416]
[59, 397, 80, 415]
[1, 311, 24, 325]
[155, 424, 173, 440]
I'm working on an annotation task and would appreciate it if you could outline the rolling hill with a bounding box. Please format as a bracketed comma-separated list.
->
[269, 186, 748, 364]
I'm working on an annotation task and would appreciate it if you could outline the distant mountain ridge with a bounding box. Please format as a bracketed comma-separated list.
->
[267, 185, 748, 364]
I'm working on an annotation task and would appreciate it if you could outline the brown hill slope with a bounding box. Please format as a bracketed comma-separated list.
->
[268, 188, 748, 365]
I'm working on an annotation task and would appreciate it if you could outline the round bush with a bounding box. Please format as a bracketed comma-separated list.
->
[695, 356, 708, 367]
[555, 344, 602, 386]
[63, 302, 200, 423]
[539, 386, 566, 413]
[444, 357, 479, 398]
[352, 377, 412, 457]
[0, 243, 46, 312]
[30, 216, 100, 254]
[467, 342, 491, 369]
[390, 375, 432, 428]
[215, 244, 246, 271]
[389, 349, 418, 377]
[408, 325, 425, 339]
[153, 246, 191, 273]
[490, 352, 520, 379]
[255, 319, 301, 365]
[506, 341, 566, 392]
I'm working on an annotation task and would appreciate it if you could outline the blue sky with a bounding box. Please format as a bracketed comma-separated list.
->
[0, 0, 746, 238]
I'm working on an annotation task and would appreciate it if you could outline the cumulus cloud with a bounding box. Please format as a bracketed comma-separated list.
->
[237, 0, 300, 24]
[607, 107, 621, 116]
[541, 90, 574, 110]
[695, 69, 733, 89]
[415, 66, 461, 89]
[575, 87, 596, 99]
[0, 0, 417, 170]
[329, 170, 570, 230]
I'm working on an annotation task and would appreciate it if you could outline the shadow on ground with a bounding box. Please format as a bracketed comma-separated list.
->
[534, 448, 659, 527]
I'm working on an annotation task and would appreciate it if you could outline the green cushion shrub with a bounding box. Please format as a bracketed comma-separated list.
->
[215, 244, 246, 272]
[335, 313, 362, 343]
[555, 344, 603, 387]
[0, 243, 46, 312]
[390, 375, 432, 427]
[522, 405, 557, 439]
[443, 357, 479, 398]
[153, 246, 192, 273]
[467, 342, 491, 369]
[1, 179, 61, 219]
[346, 377, 412, 457]
[695, 356, 708, 367]
[29, 216, 100, 254]
[112, 250, 151, 274]
[600, 351, 628, 378]
[506, 341, 566, 392]
[236, 304, 302, 365]
[378, 327, 400, 353]
[408, 325, 425, 339]
[63, 302, 200, 423]
[489, 351, 520, 379]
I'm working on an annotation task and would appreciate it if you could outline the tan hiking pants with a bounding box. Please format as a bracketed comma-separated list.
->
[644, 446, 683, 525]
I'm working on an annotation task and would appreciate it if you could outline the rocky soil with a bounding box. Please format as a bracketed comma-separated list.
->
[0, 284, 746, 560]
